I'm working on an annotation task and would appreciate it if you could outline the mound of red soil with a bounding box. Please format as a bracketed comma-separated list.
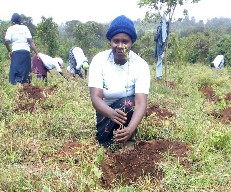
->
[211, 107, 231, 124]
[220, 107, 231, 123]
[43, 140, 190, 189]
[145, 104, 175, 119]
[100, 140, 190, 189]
[201, 86, 231, 124]
[200, 86, 220, 102]
[166, 81, 176, 89]
[225, 93, 231, 102]
[14, 85, 57, 113]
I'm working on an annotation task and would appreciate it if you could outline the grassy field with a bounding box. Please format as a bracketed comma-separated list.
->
[0, 62, 230, 191]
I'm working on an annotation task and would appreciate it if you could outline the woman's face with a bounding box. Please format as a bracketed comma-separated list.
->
[110, 33, 133, 65]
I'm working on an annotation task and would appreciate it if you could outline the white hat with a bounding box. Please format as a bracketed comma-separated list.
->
[54, 57, 63, 66]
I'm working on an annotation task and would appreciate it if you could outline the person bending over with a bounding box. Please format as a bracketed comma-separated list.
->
[67, 47, 89, 79]
[32, 53, 64, 82]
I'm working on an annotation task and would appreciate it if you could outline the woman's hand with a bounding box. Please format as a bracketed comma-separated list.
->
[8, 52, 12, 59]
[110, 108, 127, 125]
[113, 127, 134, 143]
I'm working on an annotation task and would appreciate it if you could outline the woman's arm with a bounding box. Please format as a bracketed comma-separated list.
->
[114, 93, 148, 142]
[90, 87, 127, 125]
[128, 93, 147, 131]
[4, 40, 12, 58]
[27, 38, 38, 55]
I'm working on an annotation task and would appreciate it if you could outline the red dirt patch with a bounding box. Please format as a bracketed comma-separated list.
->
[100, 140, 190, 189]
[200, 86, 220, 102]
[14, 85, 58, 113]
[225, 93, 231, 102]
[211, 107, 231, 124]
[201, 86, 231, 124]
[220, 107, 231, 124]
[155, 80, 176, 89]
[166, 81, 176, 89]
[43, 140, 190, 189]
[145, 104, 175, 119]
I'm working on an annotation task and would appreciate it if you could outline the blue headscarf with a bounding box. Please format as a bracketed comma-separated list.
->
[11, 13, 21, 24]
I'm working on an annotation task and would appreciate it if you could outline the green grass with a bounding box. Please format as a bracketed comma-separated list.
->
[0, 63, 230, 191]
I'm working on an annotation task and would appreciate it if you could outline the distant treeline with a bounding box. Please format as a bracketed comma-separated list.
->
[1, 15, 231, 66]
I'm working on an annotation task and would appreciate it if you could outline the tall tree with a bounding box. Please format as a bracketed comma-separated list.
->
[138, 0, 201, 82]
[72, 21, 107, 60]
[36, 17, 59, 57]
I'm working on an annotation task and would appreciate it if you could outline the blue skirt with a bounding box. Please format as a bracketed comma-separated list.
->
[9, 50, 31, 85]
[96, 96, 135, 147]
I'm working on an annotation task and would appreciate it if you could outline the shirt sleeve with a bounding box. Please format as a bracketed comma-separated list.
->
[88, 53, 104, 89]
[54, 62, 62, 73]
[5, 27, 11, 41]
[135, 60, 151, 94]
[25, 26, 32, 39]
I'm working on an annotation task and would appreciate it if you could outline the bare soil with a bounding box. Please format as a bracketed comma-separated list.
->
[200, 86, 231, 124]
[14, 84, 58, 113]
[100, 140, 190, 188]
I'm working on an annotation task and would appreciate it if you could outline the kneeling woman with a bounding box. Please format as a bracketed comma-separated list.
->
[88, 15, 150, 149]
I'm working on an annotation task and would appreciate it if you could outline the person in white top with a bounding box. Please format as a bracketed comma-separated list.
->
[67, 47, 89, 78]
[4, 13, 39, 85]
[211, 55, 224, 69]
[32, 53, 64, 82]
[88, 15, 150, 149]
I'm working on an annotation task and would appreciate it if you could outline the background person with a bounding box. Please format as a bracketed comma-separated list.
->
[4, 13, 39, 85]
[32, 53, 64, 82]
[67, 46, 89, 79]
[211, 55, 225, 69]
[88, 15, 150, 149]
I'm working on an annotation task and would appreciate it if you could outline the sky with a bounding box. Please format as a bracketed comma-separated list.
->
[0, 0, 230, 25]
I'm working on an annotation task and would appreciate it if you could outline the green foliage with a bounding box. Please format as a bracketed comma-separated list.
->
[167, 32, 185, 65]
[71, 21, 108, 60]
[36, 17, 59, 57]
[132, 31, 155, 65]
[0, 46, 7, 68]
[0, 20, 10, 44]
[182, 32, 211, 63]
[209, 131, 231, 151]
[138, 0, 201, 22]
[216, 34, 231, 66]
